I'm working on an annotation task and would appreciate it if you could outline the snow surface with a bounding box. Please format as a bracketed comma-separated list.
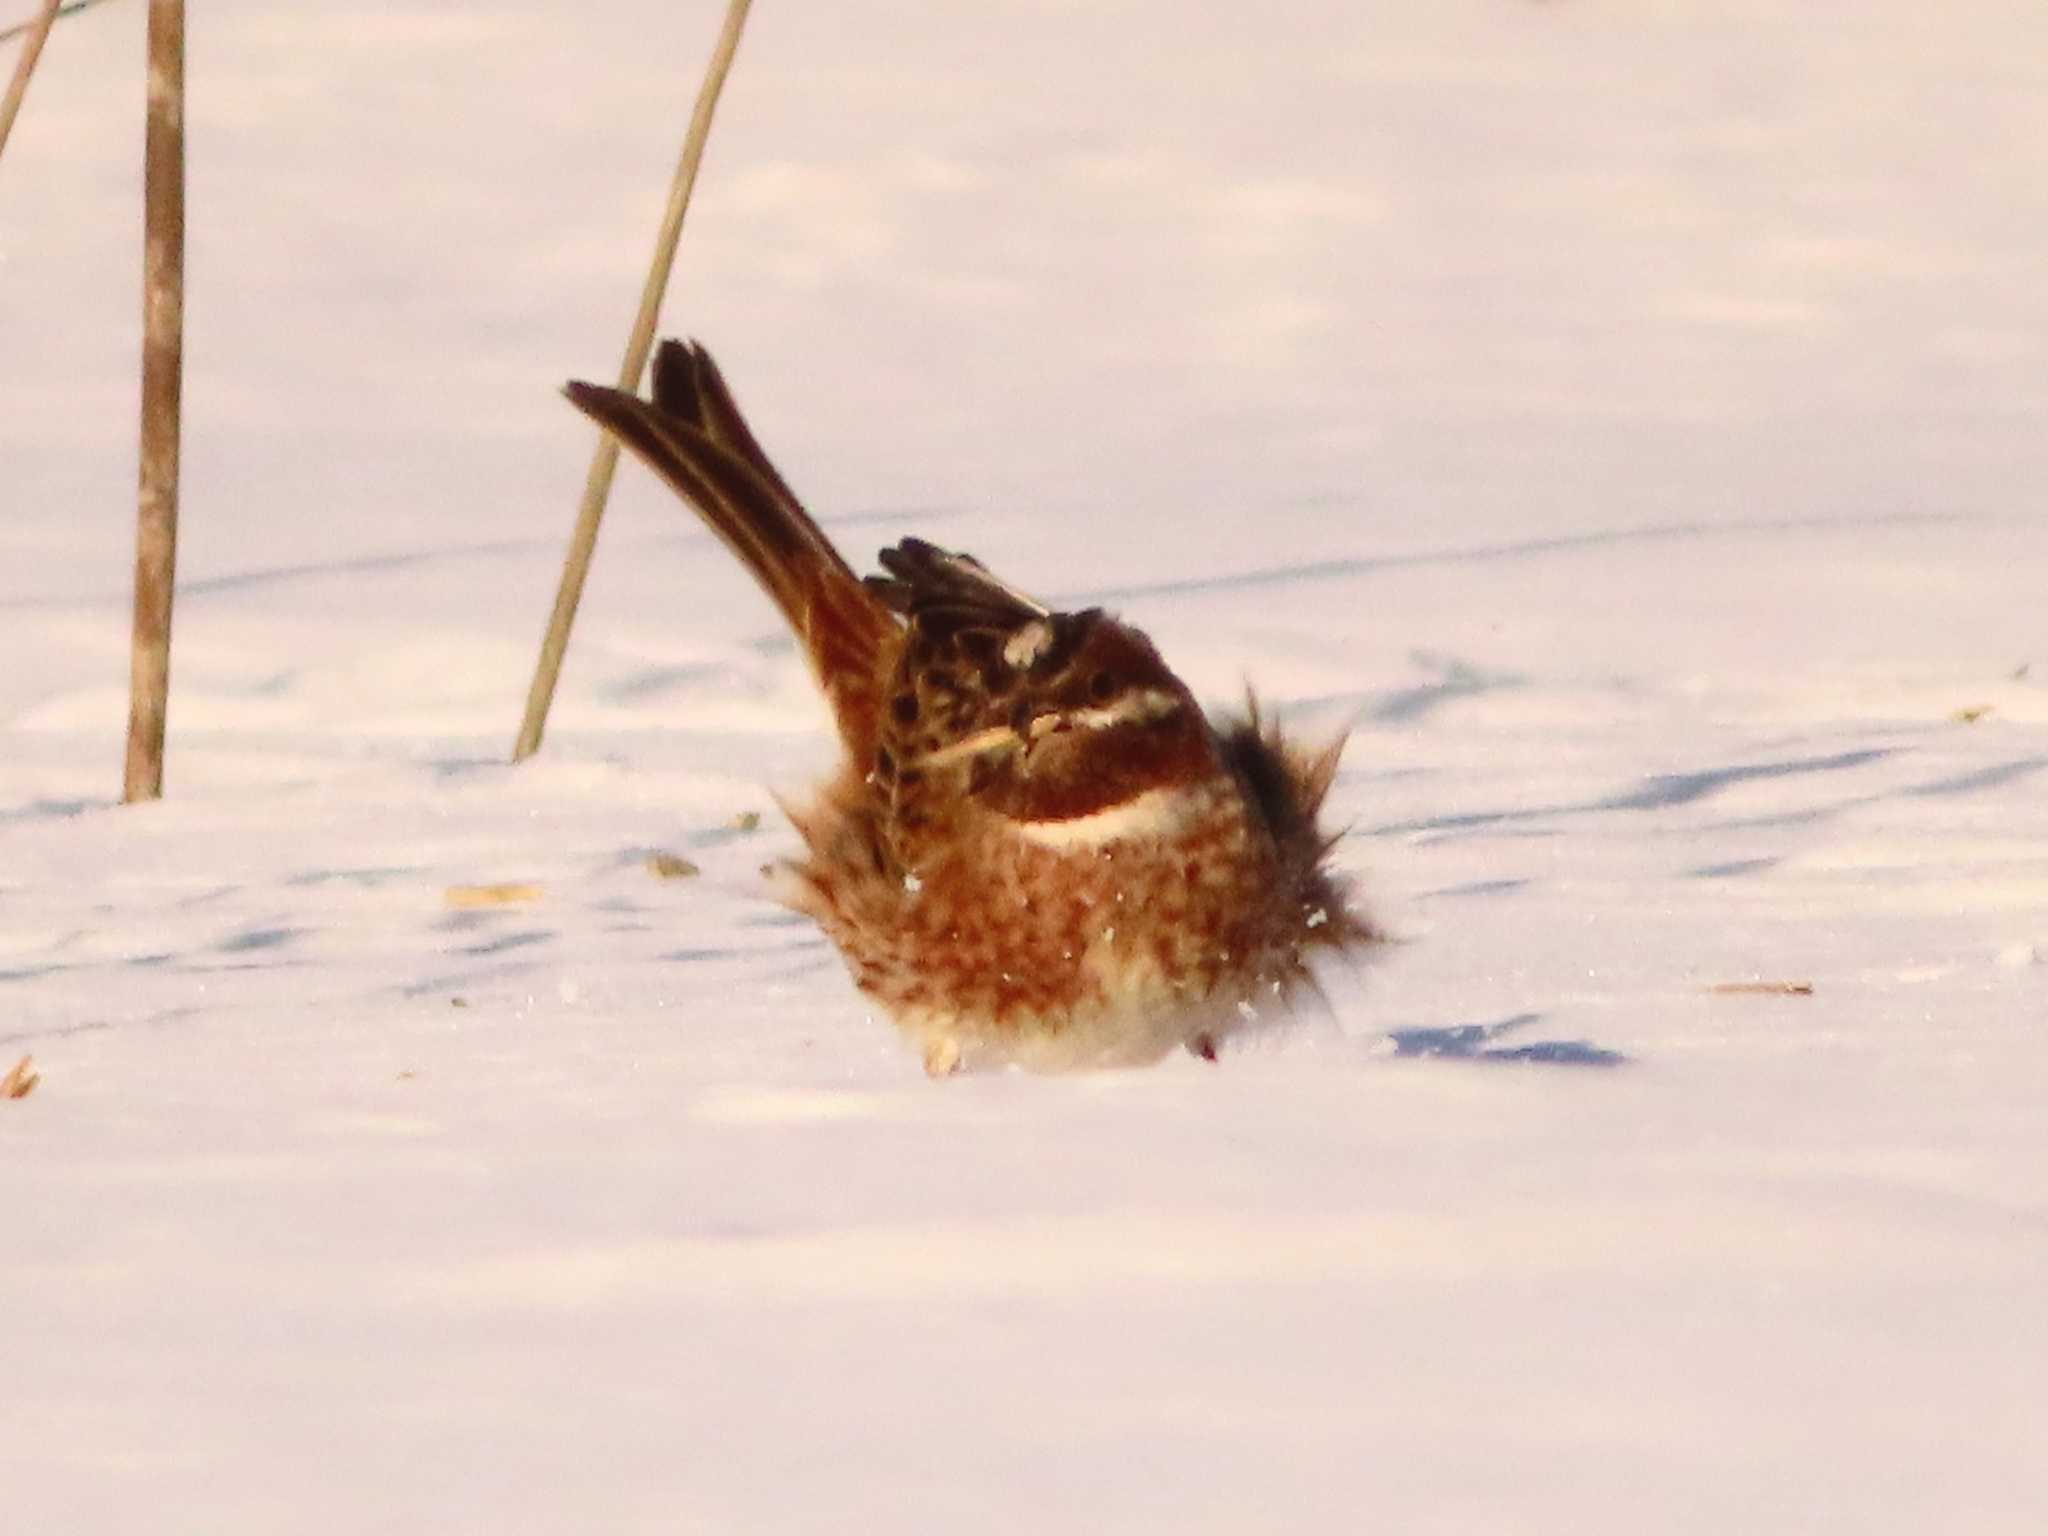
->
[4, 1, 2046, 1531]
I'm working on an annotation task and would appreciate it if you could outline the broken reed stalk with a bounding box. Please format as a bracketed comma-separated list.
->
[0, 0, 120, 50]
[0, 0, 63, 165]
[511, 0, 755, 763]
[124, 0, 183, 802]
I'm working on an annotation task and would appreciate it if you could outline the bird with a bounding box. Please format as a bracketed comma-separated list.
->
[565, 340, 1380, 1075]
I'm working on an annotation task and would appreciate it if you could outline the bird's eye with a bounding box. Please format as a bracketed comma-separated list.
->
[1089, 670, 1117, 702]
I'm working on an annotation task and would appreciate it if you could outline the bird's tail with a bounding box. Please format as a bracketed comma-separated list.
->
[564, 340, 897, 760]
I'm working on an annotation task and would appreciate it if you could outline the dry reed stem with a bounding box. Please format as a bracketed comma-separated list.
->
[124, 0, 184, 802]
[512, 0, 756, 762]
[0, 0, 118, 48]
[0, 0, 62, 164]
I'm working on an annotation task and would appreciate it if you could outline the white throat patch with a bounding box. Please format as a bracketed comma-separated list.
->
[1010, 784, 1200, 849]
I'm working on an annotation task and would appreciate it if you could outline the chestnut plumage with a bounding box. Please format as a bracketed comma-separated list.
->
[565, 340, 1380, 1074]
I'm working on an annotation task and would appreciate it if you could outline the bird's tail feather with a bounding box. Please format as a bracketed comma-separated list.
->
[564, 340, 896, 759]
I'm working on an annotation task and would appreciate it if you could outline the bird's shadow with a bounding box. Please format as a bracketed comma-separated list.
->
[1386, 1011, 1628, 1068]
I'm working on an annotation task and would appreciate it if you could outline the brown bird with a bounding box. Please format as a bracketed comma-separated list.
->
[566, 340, 1379, 1075]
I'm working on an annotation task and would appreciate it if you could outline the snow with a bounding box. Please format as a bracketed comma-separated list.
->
[4, 0, 2046, 1530]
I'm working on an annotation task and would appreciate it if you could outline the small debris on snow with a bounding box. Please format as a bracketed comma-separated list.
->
[1950, 704, 1994, 724]
[647, 852, 701, 880]
[1708, 981, 1815, 996]
[2, 1055, 38, 1100]
[730, 810, 762, 833]
[445, 882, 541, 909]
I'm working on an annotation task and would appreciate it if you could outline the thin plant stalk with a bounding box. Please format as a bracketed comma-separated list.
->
[0, 0, 63, 164]
[0, 0, 120, 49]
[512, 0, 755, 763]
[124, 0, 183, 802]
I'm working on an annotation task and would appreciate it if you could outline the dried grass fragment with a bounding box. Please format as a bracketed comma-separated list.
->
[647, 852, 701, 880]
[444, 882, 542, 908]
[1707, 981, 1814, 996]
[2, 1055, 39, 1099]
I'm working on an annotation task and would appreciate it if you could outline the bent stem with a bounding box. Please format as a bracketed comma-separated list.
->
[512, 0, 756, 762]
